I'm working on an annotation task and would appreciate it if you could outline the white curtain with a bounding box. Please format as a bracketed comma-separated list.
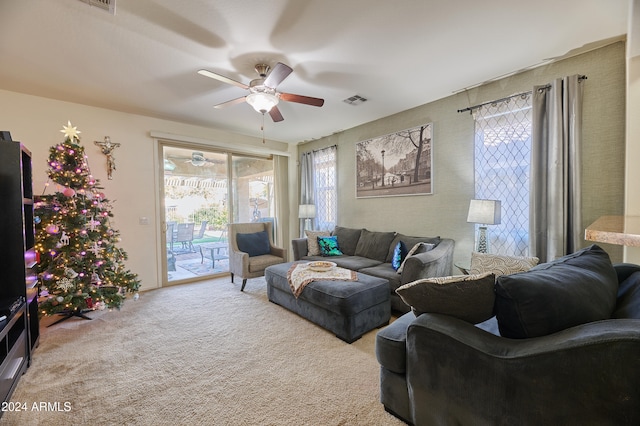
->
[299, 150, 315, 237]
[273, 155, 289, 248]
[299, 146, 337, 236]
[530, 75, 584, 262]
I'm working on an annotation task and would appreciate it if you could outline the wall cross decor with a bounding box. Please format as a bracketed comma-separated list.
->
[94, 136, 121, 180]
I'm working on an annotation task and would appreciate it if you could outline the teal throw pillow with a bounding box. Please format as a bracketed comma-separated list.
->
[392, 241, 408, 271]
[318, 236, 343, 256]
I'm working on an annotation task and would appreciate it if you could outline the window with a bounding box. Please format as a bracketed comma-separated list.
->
[473, 94, 532, 256]
[300, 146, 337, 232]
[312, 146, 337, 231]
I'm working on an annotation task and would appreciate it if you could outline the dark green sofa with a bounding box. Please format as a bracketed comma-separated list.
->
[376, 245, 640, 425]
[291, 226, 454, 313]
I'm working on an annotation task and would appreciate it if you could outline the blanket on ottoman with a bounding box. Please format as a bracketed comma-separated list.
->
[287, 262, 357, 297]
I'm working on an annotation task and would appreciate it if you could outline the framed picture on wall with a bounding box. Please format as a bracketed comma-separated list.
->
[356, 123, 433, 198]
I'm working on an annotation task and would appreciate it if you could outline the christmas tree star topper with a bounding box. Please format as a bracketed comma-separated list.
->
[60, 120, 81, 141]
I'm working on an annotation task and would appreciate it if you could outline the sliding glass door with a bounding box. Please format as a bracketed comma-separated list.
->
[162, 145, 229, 283]
[231, 154, 275, 224]
[160, 145, 274, 285]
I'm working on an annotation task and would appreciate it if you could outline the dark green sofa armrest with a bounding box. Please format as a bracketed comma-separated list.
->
[400, 238, 454, 285]
[406, 313, 640, 426]
[291, 238, 308, 261]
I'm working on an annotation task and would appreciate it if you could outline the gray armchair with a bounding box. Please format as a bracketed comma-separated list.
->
[228, 222, 287, 291]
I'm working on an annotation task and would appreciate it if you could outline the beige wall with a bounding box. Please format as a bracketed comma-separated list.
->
[0, 90, 291, 291]
[626, 0, 640, 262]
[298, 42, 627, 266]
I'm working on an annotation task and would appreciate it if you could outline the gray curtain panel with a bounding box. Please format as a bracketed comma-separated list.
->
[299, 150, 316, 237]
[530, 75, 584, 262]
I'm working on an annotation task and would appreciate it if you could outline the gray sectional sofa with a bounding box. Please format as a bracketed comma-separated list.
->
[292, 226, 454, 313]
[376, 245, 640, 425]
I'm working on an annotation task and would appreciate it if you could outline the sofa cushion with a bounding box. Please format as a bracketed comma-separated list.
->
[396, 272, 496, 324]
[329, 256, 382, 271]
[469, 252, 539, 277]
[359, 263, 402, 291]
[355, 229, 396, 262]
[305, 230, 330, 256]
[318, 236, 343, 256]
[494, 244, 619, 339]
[386, 234, 441, 263]
[375, 311, 417, 374]
[332, 226, 362, 256]
[236, 231, 270, 257]
[613, 271, 640, 319]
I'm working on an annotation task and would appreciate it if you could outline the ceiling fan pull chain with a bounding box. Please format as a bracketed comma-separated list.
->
[261, 113, 266, 144]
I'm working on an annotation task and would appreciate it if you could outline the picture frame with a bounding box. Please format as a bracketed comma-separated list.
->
[356, 123, 432, 198]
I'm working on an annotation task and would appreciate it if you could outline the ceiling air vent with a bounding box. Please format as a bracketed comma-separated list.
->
[79, 0, 116, 15]
[342, 94, 367, 106]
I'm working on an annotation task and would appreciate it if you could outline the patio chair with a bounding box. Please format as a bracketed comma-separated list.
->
[228, 222, 287, 291]
[194, 220, 208, 240]
[175, 222, 196, 252]
[166, 222, 176, 251]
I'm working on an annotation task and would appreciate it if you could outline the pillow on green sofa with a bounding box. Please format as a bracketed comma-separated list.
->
[318, 236, 343, 256]
[392, 241, 409, 271]
[305, 230, 330, 256]
[332, 226, 362, 256]
[396, 272, 496, 324]
[355, 229, 396, 262]
[386, 234, 441, 263]
[494, 245, 618, 339]
[469, 252, 539, 277]
[397, 242, 435, 274]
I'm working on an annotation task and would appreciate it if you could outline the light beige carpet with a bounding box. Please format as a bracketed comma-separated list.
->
[3, 277, 404, 426]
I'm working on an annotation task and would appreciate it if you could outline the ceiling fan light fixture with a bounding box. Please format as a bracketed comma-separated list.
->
[246, 92, 279, 114]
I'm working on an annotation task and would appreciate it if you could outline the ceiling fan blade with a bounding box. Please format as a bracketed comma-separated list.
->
[279, 92, 325, 107]
[263, 62, 293, 88]
[198, 69, 249, 90]
[268, 106, 284, 122]
[213, 97, 247, 109]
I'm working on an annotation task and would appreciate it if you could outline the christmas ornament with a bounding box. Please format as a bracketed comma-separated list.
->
[59, 231, 70, 246]
[64, 267, 78, 278]
[57, 277, 75, 291]
[63, 187, 76, 197]
[60, 121, 81, 140]
[46, 224, 60, 234]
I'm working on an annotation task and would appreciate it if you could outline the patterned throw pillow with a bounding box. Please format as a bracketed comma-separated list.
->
[469, 252, 539, 277]
[396, 272, 496, 324]
[397, 242, 436, 274]
[305, 230, 330, 256]
[392, 241, 409, 271]
[317, 236, 343, 256]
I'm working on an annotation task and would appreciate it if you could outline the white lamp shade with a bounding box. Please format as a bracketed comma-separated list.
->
[467, 199, 501, 225]
[298, 204, 316, 219]
[246, 92, 279, 113]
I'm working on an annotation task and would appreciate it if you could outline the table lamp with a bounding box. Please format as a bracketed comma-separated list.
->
[467, 199, 501, 253]
[299, 204, 316, 232]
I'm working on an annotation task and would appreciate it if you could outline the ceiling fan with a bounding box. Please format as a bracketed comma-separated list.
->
[197, 62, 324, 122]
[166, 151, 221, 168]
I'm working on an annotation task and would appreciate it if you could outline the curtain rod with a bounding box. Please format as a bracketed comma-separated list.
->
[303, 144, 337, 154]
[457, 75, 587, 114]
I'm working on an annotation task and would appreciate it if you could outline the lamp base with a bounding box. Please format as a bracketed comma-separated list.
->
[476, 226, 489, 253]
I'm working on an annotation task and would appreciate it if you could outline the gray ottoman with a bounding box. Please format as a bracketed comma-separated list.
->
[265, 262, 391, 343]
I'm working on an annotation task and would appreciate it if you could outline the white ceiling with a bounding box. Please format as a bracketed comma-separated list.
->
[0, 0, 629, 144]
